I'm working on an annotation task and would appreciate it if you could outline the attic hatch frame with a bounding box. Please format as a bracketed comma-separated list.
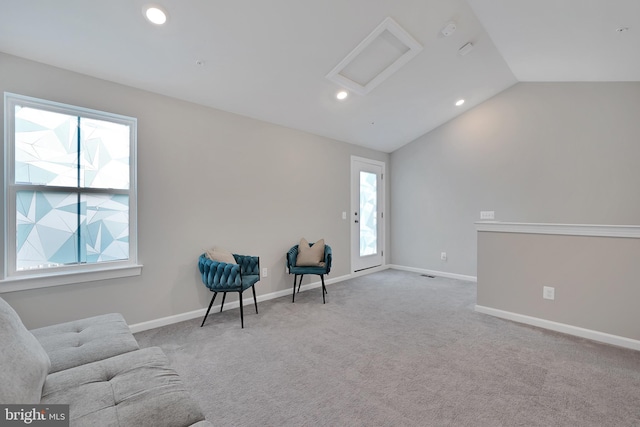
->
[326, 17, 423, 96]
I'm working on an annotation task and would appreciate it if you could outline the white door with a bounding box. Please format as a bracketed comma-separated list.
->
[351, 157, 384, 272]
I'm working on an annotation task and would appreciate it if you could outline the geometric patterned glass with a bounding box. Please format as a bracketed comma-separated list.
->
[80, 118, 129, 189]
[16, 191, 129, 270]
[14, 106, 79, 186]
[13, 105, 130, 271]
[16, 191, 79, 270]
[359, 171, 377, 257]
[14, 106, 130, 189]
[83, 194, 129, 263]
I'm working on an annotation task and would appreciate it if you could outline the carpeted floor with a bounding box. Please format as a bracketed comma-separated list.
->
[135, 269, 640, 426]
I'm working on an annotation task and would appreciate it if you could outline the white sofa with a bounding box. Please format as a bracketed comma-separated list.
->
[0, 296, 211, 426]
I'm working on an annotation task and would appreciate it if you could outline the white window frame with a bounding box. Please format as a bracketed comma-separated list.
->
[2, 93, 141, 292]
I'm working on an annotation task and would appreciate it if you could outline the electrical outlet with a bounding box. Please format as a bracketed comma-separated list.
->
[543, 286, 555, 300]
[440, 252, 447, 261]
[262, 268, 268, 278]
[342, 211, 347, 220]
[480, 211, 495, 220]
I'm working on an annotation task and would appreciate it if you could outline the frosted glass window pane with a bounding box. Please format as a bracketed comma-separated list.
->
[15, 191, 129, 270]
[6, 93, 137, 281]
[80, 118, 130, 189]
[82, 194, 129, 263]
[14, 106, 78, 186]
[16, 191, 80, 270]
[359, 171, 377, 256]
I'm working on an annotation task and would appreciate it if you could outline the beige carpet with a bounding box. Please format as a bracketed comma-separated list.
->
[135, 269, 640, 426]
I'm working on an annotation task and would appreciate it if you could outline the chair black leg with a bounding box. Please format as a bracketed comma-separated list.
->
[252, 286, 258, 313]
[201, 292, 217, 327]
[220, 292, 227, 312]
[239, 291, 244, 328]
[292, 275, 298, 303]
[321, 275, 326, 304]
[297, 274, 304, 293]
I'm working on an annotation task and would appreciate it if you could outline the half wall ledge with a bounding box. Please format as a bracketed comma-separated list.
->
[476, 221, 640, 351]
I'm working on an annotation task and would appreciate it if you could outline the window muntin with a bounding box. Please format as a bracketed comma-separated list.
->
[4, 93, 137, 280]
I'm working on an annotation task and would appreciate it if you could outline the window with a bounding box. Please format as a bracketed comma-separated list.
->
[2, 93, 140, 290]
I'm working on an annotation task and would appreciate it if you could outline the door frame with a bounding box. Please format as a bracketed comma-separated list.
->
[350, 156, 385, 273]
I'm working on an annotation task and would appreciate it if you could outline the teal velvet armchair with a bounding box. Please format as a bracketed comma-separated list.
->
[198, 253, 260, 328]
[286, 243, 332, 303]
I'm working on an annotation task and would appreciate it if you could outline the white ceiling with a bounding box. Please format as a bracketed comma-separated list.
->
[0, 1, 637, 153]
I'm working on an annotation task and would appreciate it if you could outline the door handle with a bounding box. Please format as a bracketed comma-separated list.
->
[355, 220, 359, 223]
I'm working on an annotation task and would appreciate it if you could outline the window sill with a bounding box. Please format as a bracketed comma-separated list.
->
[0, 264, 143, 293]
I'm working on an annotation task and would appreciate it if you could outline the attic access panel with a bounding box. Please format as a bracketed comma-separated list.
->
[326, 17, 423, 95]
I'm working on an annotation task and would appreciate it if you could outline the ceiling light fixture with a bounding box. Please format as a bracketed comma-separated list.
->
[336, 91, 349, 100]
[144, 6, 167, 25]
[455, 99, 465, 106]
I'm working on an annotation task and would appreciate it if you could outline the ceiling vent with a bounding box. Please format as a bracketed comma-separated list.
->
[326, 17, 423, 95]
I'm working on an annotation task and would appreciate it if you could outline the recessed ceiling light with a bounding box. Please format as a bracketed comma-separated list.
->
[145, 6, 167, 25]
[455, 99, 465, 106]
[336, 91, 349, 100]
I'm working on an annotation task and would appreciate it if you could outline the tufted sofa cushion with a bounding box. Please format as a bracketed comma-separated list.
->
[31, 313, 139, 373]
[0, 296, 51, 404]
[41, 347, 209, 427]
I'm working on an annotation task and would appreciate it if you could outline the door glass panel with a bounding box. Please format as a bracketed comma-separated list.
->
[359, 171, 377, 256]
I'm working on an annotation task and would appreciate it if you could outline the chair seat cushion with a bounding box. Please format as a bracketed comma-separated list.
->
[242, 275, 260, 291]
[41, 347, 207, 427]
[289, 265, 328, 275]
[31, 313, 139, 373]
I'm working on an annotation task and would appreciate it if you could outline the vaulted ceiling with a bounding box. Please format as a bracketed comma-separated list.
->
[0, 1, 638, 152]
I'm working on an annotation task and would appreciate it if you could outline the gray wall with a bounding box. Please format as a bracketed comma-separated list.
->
[0, 53, 389, 328]
[391, 82, 640, 276]
[477, 231, 640, 341]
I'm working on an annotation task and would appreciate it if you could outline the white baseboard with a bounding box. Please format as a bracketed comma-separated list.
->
[475, 305, 640, 351]
[388, 264, 477, 282]
[129, 272, 353, 334]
